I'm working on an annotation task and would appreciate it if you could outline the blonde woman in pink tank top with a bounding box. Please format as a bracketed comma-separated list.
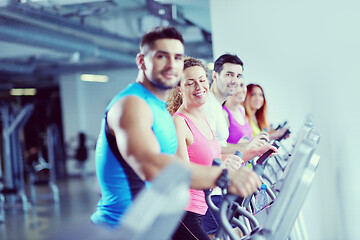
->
[167, 57, 243, 240]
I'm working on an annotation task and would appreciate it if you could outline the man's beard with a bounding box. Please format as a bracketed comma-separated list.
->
[225, 84, 238, 97]
[149, 77, 180, 90]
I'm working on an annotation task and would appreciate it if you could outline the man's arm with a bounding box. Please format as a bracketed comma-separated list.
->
[107, 96, 173, 181]
[107, 96, 220, 188]
[220, 132, 274, 161]
[107, 96, 260, 196]
[221, 142, 248, 154]
[221, 140, 277, 162]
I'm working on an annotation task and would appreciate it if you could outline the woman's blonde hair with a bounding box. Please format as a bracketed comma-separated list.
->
[166, 57, 208, 115]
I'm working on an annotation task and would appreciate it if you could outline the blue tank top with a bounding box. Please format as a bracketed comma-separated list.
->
[91, 82, 178, 228]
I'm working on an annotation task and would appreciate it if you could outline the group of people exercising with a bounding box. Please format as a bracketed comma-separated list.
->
[90, 26, 289, 239]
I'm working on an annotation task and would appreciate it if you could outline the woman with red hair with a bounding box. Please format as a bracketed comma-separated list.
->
[244, 84, 289, 140]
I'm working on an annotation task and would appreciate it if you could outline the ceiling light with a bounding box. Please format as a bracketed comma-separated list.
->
[10, 88, 37, 96]
[80, 74, 109, 83]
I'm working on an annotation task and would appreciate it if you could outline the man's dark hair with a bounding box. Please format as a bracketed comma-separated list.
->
[213, 53, 244, 73]
[140, 26, 184, 52]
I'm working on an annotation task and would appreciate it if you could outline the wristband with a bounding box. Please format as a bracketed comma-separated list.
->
[216, 169, 231, 189]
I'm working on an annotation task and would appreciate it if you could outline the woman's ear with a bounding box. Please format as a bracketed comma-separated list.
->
[136, 53, 145, 70]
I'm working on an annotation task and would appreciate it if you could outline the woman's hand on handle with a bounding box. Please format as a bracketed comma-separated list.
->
[242, 142, 278, 162]
[222, 154, 243, 171]
[246, 132, 269, 149]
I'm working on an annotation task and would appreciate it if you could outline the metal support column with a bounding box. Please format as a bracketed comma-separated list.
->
[46, 124, 60, 203]
[1, 103, 34, 211]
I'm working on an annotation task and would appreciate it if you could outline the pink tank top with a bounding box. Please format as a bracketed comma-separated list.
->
[223, 105, 253, 144]
[173, 112, 221, 215]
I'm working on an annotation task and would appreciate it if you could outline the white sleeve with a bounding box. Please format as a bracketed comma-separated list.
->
[204, 96, 229, 147]
[204, 100, 217, 134]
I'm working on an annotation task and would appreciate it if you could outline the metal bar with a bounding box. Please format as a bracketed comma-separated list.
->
[1, 104, 14, 189]
[47, 125, 57, 182]
[3, 104, 34, 137]
[2, 1, 137, 44]
[10, 129, 19, 189]
[0, 20, 134, 63]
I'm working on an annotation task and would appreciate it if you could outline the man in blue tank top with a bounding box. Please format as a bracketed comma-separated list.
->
[91, 26, 262, 230]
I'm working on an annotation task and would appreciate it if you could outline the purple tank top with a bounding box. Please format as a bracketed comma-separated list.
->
[223, 105, 253, 144]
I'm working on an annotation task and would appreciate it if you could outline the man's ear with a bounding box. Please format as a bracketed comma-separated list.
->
[136, 53, 146, 70]
[211, 70, 217, 83]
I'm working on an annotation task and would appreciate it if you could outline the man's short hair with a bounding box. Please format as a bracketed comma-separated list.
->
[213, 53, 244, 73]
[140, 26, 184, 53]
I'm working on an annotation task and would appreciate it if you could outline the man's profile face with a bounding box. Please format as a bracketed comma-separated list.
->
[215, 63, 243, 97]
[143, 39, 184, 90]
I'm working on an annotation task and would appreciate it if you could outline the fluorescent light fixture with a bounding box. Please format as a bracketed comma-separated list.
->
[10, 88, 37, 96]
[207, 62, 214, 70]
[21, 0, 44, 2]
[80, 74, 109, 83]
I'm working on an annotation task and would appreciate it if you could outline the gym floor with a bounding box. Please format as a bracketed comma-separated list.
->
[0, 175, 100, 240]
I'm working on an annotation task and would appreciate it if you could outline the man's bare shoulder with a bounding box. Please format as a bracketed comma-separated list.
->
[110, 95, 149, 111]
[107, 95, 153, 131]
